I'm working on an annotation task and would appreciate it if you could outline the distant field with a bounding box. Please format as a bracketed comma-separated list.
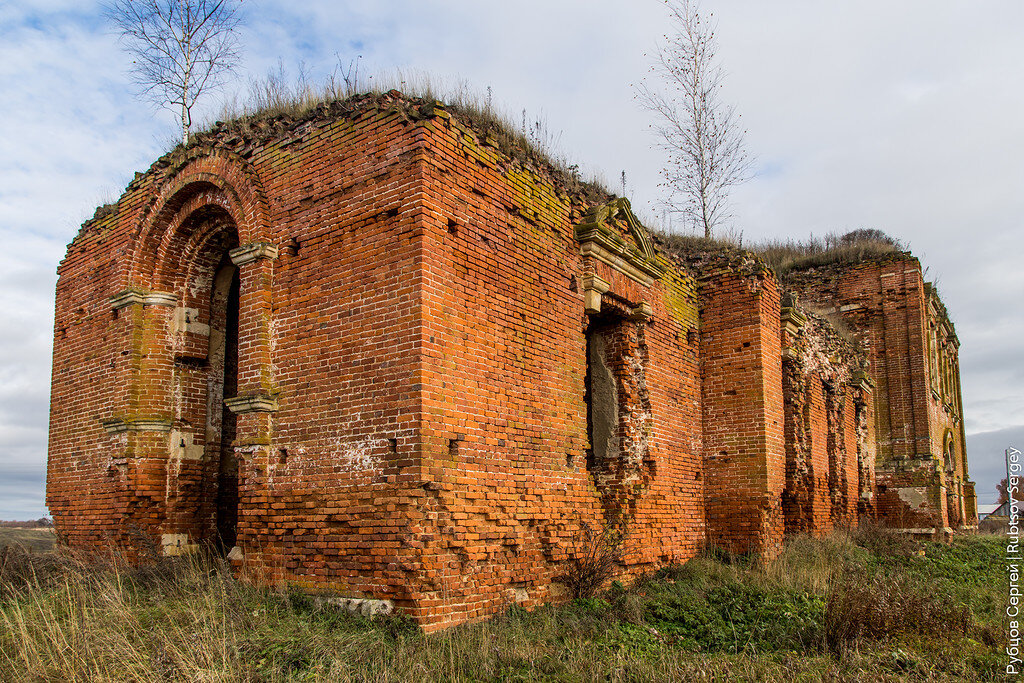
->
[0, 527, 55, 553]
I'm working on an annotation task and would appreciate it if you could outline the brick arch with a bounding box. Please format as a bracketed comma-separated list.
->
[130, 151, 271, 289]
[151, 188, 240, 293]
[166, 206, 241, 311]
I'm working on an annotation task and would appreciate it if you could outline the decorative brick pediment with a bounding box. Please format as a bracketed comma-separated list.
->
[575, 198, 665, 287]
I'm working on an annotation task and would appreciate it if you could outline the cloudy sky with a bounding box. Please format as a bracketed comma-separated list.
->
[1, 0, 1021, 518]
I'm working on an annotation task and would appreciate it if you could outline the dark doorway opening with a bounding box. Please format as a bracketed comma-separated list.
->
[209, 260, 240, 550]
[585, 321, 618, 475]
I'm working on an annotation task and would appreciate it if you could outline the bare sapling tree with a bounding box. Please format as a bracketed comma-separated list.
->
[107, 0, 244, 146]
[638, 0, 752, 238]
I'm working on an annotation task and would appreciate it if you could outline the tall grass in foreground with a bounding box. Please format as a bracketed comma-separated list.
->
[0, 529, 1007, 682]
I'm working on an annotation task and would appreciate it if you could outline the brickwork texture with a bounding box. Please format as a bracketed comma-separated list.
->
[48, 93, 977, 630]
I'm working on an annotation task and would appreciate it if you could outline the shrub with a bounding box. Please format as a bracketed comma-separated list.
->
[557, 521, 627, 599]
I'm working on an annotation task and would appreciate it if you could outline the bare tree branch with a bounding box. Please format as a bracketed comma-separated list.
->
[106, 0, 244, 145]
[637, 0, 752, 238]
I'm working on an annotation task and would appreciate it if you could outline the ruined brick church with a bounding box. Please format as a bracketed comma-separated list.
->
[48, 92, 977, 629]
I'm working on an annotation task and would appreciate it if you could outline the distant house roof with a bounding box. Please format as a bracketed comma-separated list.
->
[977, 503, 1001, 518]
[981, 501, 1023, 519]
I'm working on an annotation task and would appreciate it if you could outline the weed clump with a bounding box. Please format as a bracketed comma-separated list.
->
[851, 519, 919, 557]
[557, 520, 627, 599]
[824, 569, 973, 654]
[645, 581, 825, 653]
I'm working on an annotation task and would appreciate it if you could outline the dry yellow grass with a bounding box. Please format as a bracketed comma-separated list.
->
[0, 532, 1006, 682]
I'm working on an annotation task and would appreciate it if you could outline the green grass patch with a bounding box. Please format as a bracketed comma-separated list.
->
[0, 532, 1009, 681]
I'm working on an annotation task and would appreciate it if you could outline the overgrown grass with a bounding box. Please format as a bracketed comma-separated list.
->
[754, 228, 906, 277]
[0, 527, 55, 553]
[193, 63, 612, 205]
[0, 531, 1007, 681]
[655, 227, 907, 279]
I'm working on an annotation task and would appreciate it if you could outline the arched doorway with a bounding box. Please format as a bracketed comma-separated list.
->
[160, 210, 242, 552]
[208, 257, 240, 549]
[122, 157, 275, 558]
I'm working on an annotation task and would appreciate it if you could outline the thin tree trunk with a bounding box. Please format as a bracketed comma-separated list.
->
[181, 101, 190, 146]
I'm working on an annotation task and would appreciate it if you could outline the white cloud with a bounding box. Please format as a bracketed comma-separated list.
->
[0, 0, 1020, 517]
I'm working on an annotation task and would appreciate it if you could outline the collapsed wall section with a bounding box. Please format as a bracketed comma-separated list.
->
[783, 255, 976, 534]
[779, 299, 875, 535]
[665, 242, 881, 552]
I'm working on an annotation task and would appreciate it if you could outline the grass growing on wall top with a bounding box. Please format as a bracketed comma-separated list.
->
[655, 227, 907, 279]
[191, 65, 614, 206]
[753, 229, 907, 277]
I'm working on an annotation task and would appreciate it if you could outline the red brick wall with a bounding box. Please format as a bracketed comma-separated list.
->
[406, 112, 705, 628]
[48, 208, 135, 549]
[49, 103, 435, 589]
[837, 389, 861, 527]
[50, 94, 925, 631]
[699, 267, 785, 558]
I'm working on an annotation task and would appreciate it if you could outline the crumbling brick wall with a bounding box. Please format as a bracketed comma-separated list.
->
[404, 108, 706, 627]
[779, 300, 873, 535]
[48, 93, 940, 631]
[783, 256, 976, 534]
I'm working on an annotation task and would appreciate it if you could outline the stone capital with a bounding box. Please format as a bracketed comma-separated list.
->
[851, 370, 875, 391]
[225, 392, 279, 414]
[581, 274, 611, 315]
[230, 242, 279, 266]
[630, 302, 654, 322]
